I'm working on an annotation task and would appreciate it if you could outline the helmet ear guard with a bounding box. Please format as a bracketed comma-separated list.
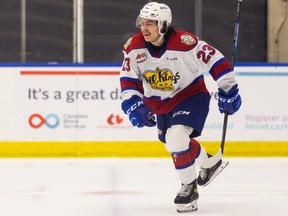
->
[160, 21, 168, 35]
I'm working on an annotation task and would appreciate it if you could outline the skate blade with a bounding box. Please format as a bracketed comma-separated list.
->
[203, 161, 229, 187]
[176, 201, 198, 213]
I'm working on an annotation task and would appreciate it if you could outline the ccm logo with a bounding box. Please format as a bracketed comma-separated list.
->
[127, 100, 143, 114]
[172, 111, 190, 118]
[219, 95, 238, 103]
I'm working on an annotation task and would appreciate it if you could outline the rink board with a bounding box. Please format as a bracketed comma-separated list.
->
[0, 63, 288, 157]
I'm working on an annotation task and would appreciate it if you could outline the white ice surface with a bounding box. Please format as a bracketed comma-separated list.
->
[0, 158, 287, 216]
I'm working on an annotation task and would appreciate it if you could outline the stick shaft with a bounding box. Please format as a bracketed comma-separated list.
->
[232, 0, 242, 69]
[220, 113, 228, 154]
[221, 0, 243, 154]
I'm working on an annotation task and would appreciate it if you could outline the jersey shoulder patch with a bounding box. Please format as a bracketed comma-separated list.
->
[123, 33, 146, 54]
[180, 34, 196, 46]
[167, 30, 198, 51]
[123, 37, 132, 50]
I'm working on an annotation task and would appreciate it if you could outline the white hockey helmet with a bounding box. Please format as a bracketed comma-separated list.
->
[136, 2, 172, 35]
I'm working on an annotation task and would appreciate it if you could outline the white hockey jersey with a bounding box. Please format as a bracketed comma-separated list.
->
[120, 30, 236, 114]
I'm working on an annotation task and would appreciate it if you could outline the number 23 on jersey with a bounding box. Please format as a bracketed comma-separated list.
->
[197, 44, 216, 64]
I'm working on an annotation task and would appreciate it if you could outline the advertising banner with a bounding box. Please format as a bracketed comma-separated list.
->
[0, 65, 288, 142]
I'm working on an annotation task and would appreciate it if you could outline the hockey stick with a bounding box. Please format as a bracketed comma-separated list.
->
[221, 0, 243, 154]
[203, 0, 243, 167]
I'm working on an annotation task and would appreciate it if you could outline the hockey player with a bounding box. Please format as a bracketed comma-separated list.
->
[120, 2, 242, 213]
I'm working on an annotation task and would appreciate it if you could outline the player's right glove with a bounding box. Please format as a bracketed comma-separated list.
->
[121, 95, 156, 127]
[218, 84, 242, 115]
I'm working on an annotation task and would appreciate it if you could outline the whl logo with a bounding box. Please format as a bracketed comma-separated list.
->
[107, 114, 123, 125]
[29, 113, 60, 129]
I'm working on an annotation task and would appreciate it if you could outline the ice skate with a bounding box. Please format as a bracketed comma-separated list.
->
[197, 158, 229, 187]
[174, 180, 199, 213]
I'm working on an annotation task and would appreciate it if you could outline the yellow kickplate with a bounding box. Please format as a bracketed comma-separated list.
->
[0, 141, 287, 158]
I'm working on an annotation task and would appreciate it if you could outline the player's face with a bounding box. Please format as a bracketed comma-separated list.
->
[139, 19, 160, 43]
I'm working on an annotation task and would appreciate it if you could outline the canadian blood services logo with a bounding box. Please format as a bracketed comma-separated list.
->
[28, 113, 60, 129]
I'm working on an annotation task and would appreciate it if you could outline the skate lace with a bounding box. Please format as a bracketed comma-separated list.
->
[177, 184, 193, 197]
[200, 168, 207, 180]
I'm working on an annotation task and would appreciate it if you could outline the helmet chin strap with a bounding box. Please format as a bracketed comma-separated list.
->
[151, 34, 164, 46]
[151, 27, 167, 46]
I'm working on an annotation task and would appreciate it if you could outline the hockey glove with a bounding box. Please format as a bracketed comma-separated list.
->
[122, 95, 156, 127]
[218, 84, 242, 115]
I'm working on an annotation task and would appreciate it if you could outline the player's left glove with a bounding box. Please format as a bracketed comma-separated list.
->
[121, 95, 156, 127]
[218, 84, 242, 115]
